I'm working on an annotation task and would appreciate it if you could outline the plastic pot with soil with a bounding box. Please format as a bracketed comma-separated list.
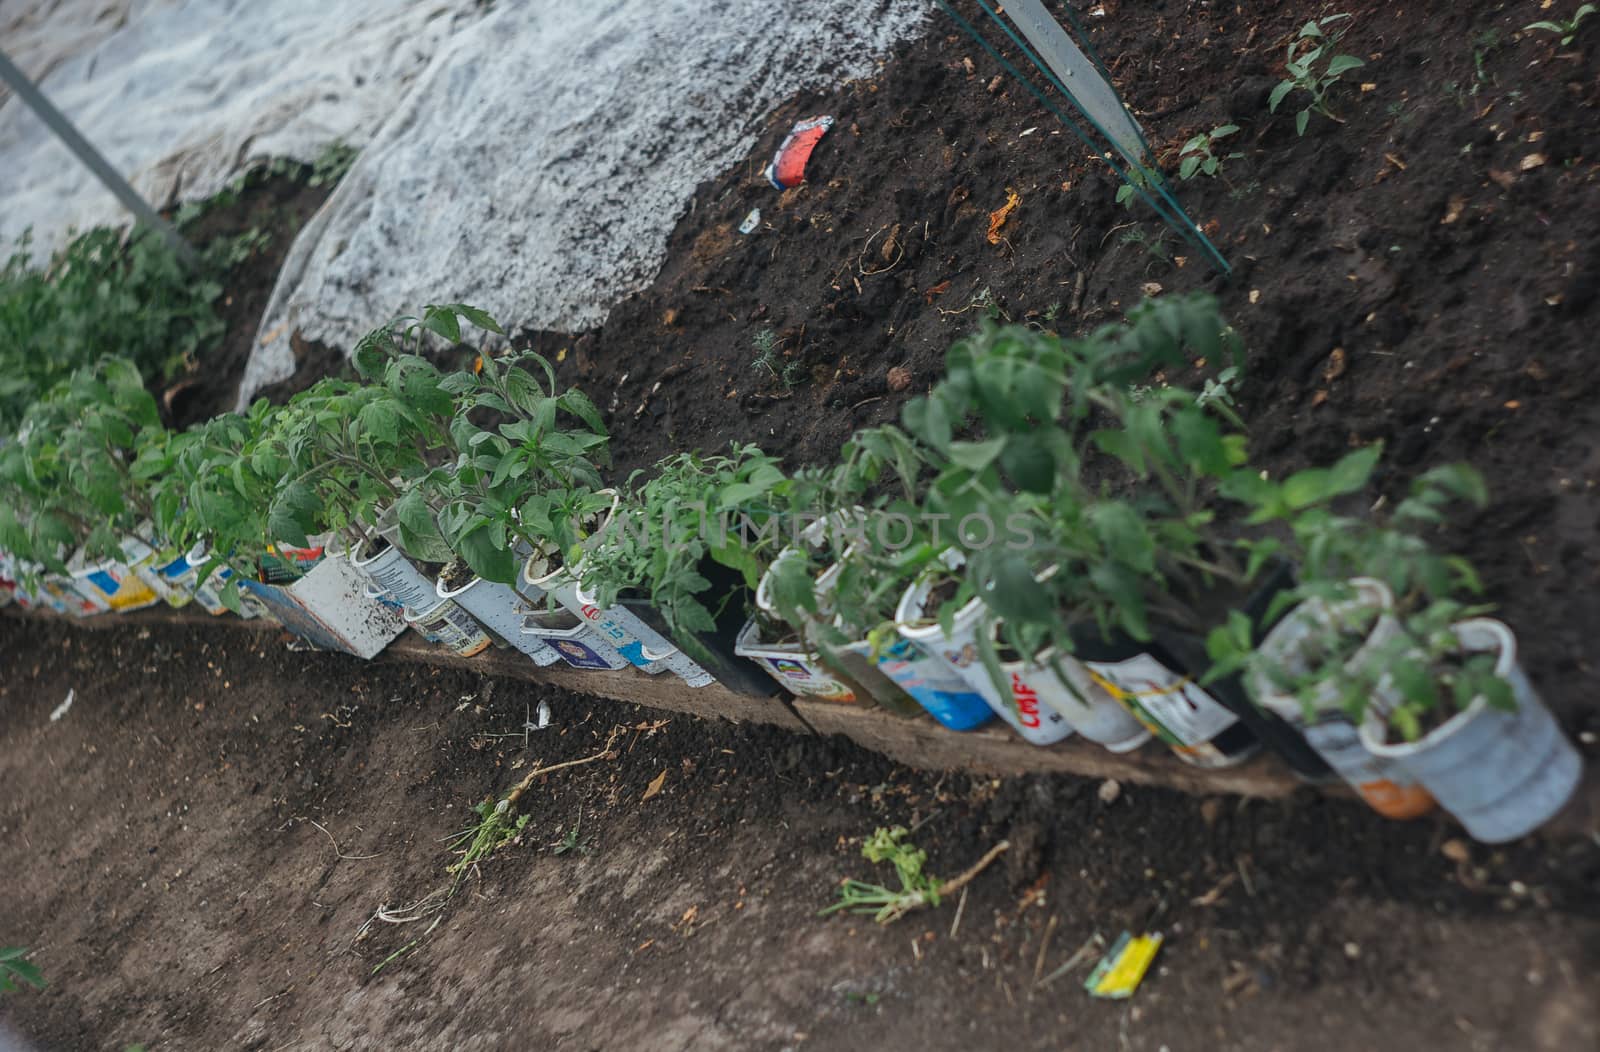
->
[895, 573, 1066, 744]
[436, 557, 560, 666]
[1245, 578, 1434, 819]
[1358, 617, 1583, 843]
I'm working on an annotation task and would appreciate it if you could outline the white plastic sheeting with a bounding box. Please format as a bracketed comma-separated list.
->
[244, 0, 927, 403]
[0, 0, 485, 251]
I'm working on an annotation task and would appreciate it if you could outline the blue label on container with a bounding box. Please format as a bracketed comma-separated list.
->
[616, 640, 650, 667]
[158, 556, 190, 580]
[876, 639, 993, 730]
[87, 570, 122, 595]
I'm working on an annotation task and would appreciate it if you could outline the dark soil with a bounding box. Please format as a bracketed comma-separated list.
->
[165, 169, 335, 426]
[2, 614, 1598, 1050]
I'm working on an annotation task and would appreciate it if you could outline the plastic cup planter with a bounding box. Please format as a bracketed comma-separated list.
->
[402, 594, 492, 657]
[1358, 618, 1582, 844]
[1247, 578, 1434, 819]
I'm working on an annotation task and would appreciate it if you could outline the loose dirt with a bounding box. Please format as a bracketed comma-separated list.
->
[1, 615, 1596, 1050]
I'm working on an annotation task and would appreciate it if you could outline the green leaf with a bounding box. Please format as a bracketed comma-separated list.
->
[1327, 444, 1381, 496]
[1179, 155, 1201, 180]
[1269, 80, 1295, 112]
[449, 303, 505, 335]
[998, 434, 1056, 494]
[356, 399, 400, 446]
[947, 437, 1007, 472]
[1324, 54, 1365, 77]
[421, 306, 462, 343]
[457, 525, 517, 584]
[1296, 110, 1311, 136]
[1087, 501, 1156, 574]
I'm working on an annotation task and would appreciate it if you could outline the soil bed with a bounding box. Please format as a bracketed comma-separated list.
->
[2, 615, 1597, 1049]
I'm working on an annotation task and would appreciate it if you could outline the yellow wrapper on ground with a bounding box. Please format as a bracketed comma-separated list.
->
[1084, 931, 1163, 999]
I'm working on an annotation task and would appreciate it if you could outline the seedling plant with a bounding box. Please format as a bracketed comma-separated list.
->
[1270, 15, 1366, 135]
[1525, 4, 1596, 46]
[1178, 124, 1241, 180]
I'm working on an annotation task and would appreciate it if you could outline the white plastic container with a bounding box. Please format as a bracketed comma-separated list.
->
[1026, 645, 1152, 753]
[351, 537, 438, 610]
[734, 618, 859, 702]
[1248, 579, 1433, 819]
[1359, 618, 1582, 843]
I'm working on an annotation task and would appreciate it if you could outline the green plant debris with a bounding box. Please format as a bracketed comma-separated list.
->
[0, 947, 44, 995]
[446, 798, 531, 875]
[1525, 4, 1595, 46]
[820, 827, 1009, 925]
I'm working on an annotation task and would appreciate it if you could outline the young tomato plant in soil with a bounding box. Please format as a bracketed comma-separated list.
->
[1209, 455, 1493, 737]
[580, 444, 791, 650]
[1524, 3, 1596, 47]
[1178, 124, 1242, 180]
[1270, 14, 1366, 135]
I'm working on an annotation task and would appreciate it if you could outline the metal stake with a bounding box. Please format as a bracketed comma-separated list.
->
[0, 48, 197, 267]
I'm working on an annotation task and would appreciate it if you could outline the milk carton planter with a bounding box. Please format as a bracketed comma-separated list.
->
[1247, 579, 1433, 819]
[404, 595, 491, 657]
[351, 537, 439, 611]
[617, 592, 773, 695]
[66, 547, 153, 613]
[1359, 618, 1582, 843]
[871, 635, 994, 730]
[896, 578, 1071, 746]
[436, 559, 560, 667]
[521, 606, 630, 670]
[1070, 624, 1261, 769]
[734, 618, 860, 703]
[181, 549, 263, 619]
[240, 554, 405, 658]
